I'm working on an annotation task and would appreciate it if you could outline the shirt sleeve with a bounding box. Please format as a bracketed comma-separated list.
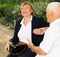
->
[40, 26, 57, 53]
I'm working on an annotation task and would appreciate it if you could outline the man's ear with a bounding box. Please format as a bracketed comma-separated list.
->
[49, 11, 53, 22]
[51, 11, 53, 18]
[49, 11, 53, 19]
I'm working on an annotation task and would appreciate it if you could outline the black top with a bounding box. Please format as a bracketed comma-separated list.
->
[10, 16, 49, 46]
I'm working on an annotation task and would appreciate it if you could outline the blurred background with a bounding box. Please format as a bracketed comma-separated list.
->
[0, 0, 60, 57]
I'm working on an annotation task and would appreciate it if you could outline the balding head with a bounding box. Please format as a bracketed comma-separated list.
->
[46, 2, 60, 23]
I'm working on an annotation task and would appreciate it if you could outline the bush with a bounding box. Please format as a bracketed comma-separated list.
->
[0, 0, 53, 29]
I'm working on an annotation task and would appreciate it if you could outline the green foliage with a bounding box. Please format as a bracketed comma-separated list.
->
[33, 1, 48, 19]
[0, 0, 59, 29]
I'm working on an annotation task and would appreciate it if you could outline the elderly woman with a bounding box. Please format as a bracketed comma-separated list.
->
[5, 2, 49, 57]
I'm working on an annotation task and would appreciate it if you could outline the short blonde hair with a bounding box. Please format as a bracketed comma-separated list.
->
[20, 2, 34, 15]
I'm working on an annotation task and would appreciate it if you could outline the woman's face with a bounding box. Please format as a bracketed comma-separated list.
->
[21, 4, 33, 17]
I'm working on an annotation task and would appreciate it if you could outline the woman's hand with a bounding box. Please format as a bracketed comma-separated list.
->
[5, 41, 12, 54]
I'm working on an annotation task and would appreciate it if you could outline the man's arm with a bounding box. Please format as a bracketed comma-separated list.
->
[27, 39, 47, 56]
[31, 45, 47, 55]
[33, 27, 48, 35]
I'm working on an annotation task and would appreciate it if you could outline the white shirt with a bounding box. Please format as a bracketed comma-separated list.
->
[36, 18, 60, 57]
[18, 16, 32, 44]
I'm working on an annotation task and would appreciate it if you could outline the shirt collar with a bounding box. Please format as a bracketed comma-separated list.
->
[20, 16, 32, 25]
[50, 18, 60, 26]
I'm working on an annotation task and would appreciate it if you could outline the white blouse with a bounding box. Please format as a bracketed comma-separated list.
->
[18, 16, 32, 44]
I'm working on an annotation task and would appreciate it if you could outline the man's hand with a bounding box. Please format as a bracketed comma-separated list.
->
[27, 39, 47, 55]
[33, 27, 48, 35]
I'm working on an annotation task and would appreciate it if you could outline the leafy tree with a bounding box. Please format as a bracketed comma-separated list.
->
[0, 0, 56, 29]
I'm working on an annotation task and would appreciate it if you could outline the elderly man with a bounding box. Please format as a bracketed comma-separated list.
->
[27, 2, 60, 57]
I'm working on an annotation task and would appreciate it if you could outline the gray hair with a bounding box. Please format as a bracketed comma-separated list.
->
[46, 2, 60, 11]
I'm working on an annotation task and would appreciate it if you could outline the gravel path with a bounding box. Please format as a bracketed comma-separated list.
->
[0, 24, 14, 57]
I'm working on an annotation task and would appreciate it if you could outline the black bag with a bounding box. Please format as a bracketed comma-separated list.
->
[9, 42, 28, 55]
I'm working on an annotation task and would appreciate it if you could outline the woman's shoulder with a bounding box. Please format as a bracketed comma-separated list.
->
[33, 16, 44, 21]
[17, 19, 22, 22]
[16, 18, 22, 23]
[15, 18, 22, 26]
[34, 15, 43, 18]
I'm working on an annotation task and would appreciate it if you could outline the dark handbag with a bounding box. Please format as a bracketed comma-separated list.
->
[9, 42, 28, 55]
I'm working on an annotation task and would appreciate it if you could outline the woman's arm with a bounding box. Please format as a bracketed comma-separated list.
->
[10, 19, 21, 44]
